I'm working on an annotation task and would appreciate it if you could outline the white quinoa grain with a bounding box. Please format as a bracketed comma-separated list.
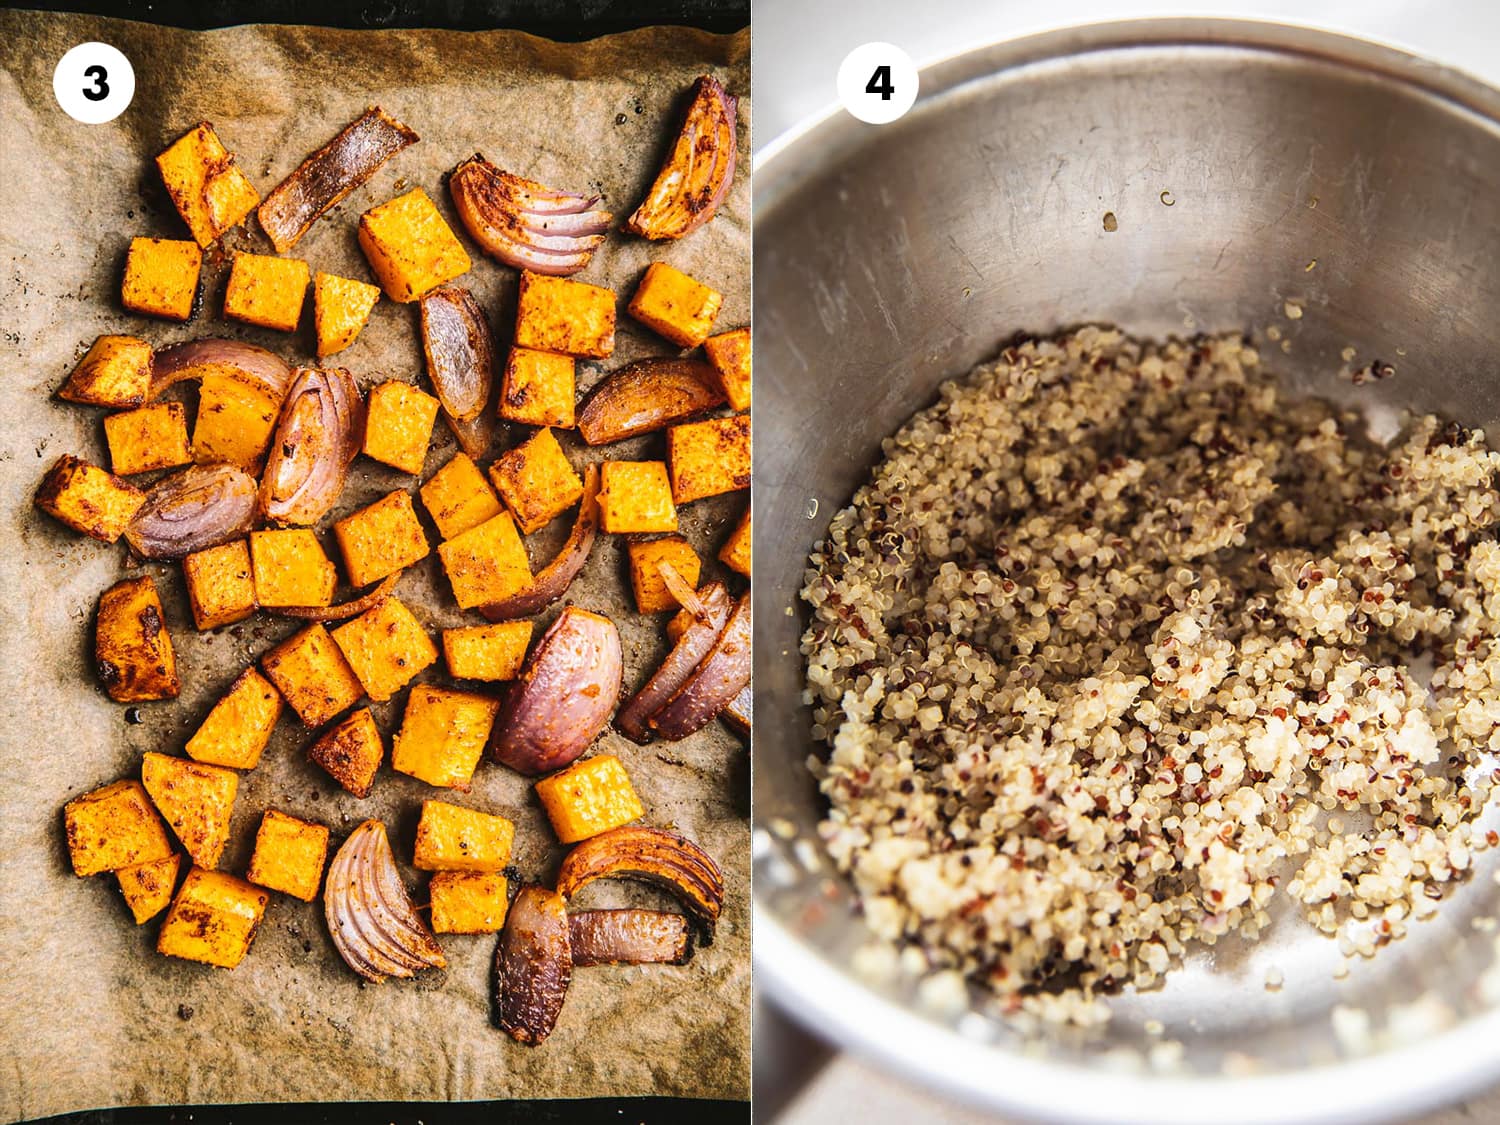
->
[802, 327, 1500, 1024]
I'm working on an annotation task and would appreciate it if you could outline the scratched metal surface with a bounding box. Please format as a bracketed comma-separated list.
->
[754, 20, 1500, 1125]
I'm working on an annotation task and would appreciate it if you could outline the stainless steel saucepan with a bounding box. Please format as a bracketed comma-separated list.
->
[753, 20, 1500, 1124]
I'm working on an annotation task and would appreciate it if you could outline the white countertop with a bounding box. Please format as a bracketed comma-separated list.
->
[753, 2, 1500, 1121]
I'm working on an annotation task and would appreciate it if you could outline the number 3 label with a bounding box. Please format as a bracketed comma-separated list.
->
[838, 43, 918, 125]
[54, 42, 135, 124]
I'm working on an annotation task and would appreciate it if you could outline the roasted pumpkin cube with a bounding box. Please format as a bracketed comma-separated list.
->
[193, 372, 280, 471]
[314, 271, 382, 358]
[185, 668, 283, 769]
[627, 536, 702, 613]
[488, 427, 583, 534]
[442, 620, 533, 681]
[429, 871, 509, 934]
[627, 262, 723, 348]
[419, 452, 502, 540]
[703, 326, 751, 412]
[598, 461, 677, 534]
[391, 684, 498, 790]
[333, 489, 430, 588]
[723, 685, 751, 733]
[308, 708, 383, 798]
[413, 799, 515, 872]
[157, 867, 269, 969]
[63, 779, 173, 876]
[667, 414, 751, 503]
[182, 539, 257, 630]
[141, 751, 238, 870]
[666, 606, 694, 645]
[260, 623, 365, 728]
[58, 335, 153, 408]
[156, 122, 260, 246]
[246, 810, 330, 901]
[358, 187, 471, 303]
[122, 237, 202, 321]
[250, 528, 337, 608]
[96, 576, 179, 702]
[534, 754, 644, 844]
[223, 252, 309, 332]
[719, 504, 750, 577]
[330, 595, 437, 702]
[35, 454, 145, 543]
[437, 510, 533, 611]
[363, 380, 439, 474]
[116, 853, 182, 924]
[499, 346, 576, 428]
[514, 271, 615, 358]
[104, 402, 193, 475]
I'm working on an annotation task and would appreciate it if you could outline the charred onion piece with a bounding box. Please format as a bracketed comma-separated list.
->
[272, 572, 401, 622]
[480, 465, 600, 622]
[495, 887, 572, 1045]
[615, 582, 732, 742]
[722, 681, 751, 735]
[488, 606, 622, 776]
[148, 338, 292, 403]
[325, 819, 446, 983]
[569, 909, 691, 967]
[658, 560, 707, 621]
[450, 155, 612, 277]
[420, 286, 494, 424]
[260, 366, 364, 526]
[258, 107, 419, 254]
[444, 407, 495, 461]
[555, 826, 724, 933]
[576, 358, 725, 445]
[625, 75, 738, 240]
[124, 463, 258, 560]
[649, 593, 752, 741]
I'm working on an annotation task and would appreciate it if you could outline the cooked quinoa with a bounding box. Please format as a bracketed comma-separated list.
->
[801, 327, 1500, 1023]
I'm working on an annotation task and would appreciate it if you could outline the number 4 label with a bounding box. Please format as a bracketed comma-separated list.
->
[838, 43, 918, 125]
[54, 42, 135, 124]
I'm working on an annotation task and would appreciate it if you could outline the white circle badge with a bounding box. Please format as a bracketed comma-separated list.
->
[54, 42, 135, 125]
[837, 42, 918, 125]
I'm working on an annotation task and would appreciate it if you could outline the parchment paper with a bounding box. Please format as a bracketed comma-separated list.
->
[0, 12, 749, 1120]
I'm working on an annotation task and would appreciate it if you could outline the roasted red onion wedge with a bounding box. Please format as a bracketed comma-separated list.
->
[260, 366, 364, 526]
[568, 909, 691, 967]
[325, 819, 446, 983]
[450, 155, 612, 277]
[649, 593, 751, 741]
[148, 338, 293, 403]
[273, 572, 401, 622]
[555, 826, 724, 933]
[625, 75, 738, 240]
[495, 887, 572, 1045]
[420, 286, 494, 424]
[258, 107, 419, 254]
[488, 606, 622, 776]
[658, 560, 707, 621]
[480, 465, 600, 622]
[124, 463, 258, 560]
[576, 359, 724, 445]
[615, 582, 732, 743]
[443, 408, 495, 461]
